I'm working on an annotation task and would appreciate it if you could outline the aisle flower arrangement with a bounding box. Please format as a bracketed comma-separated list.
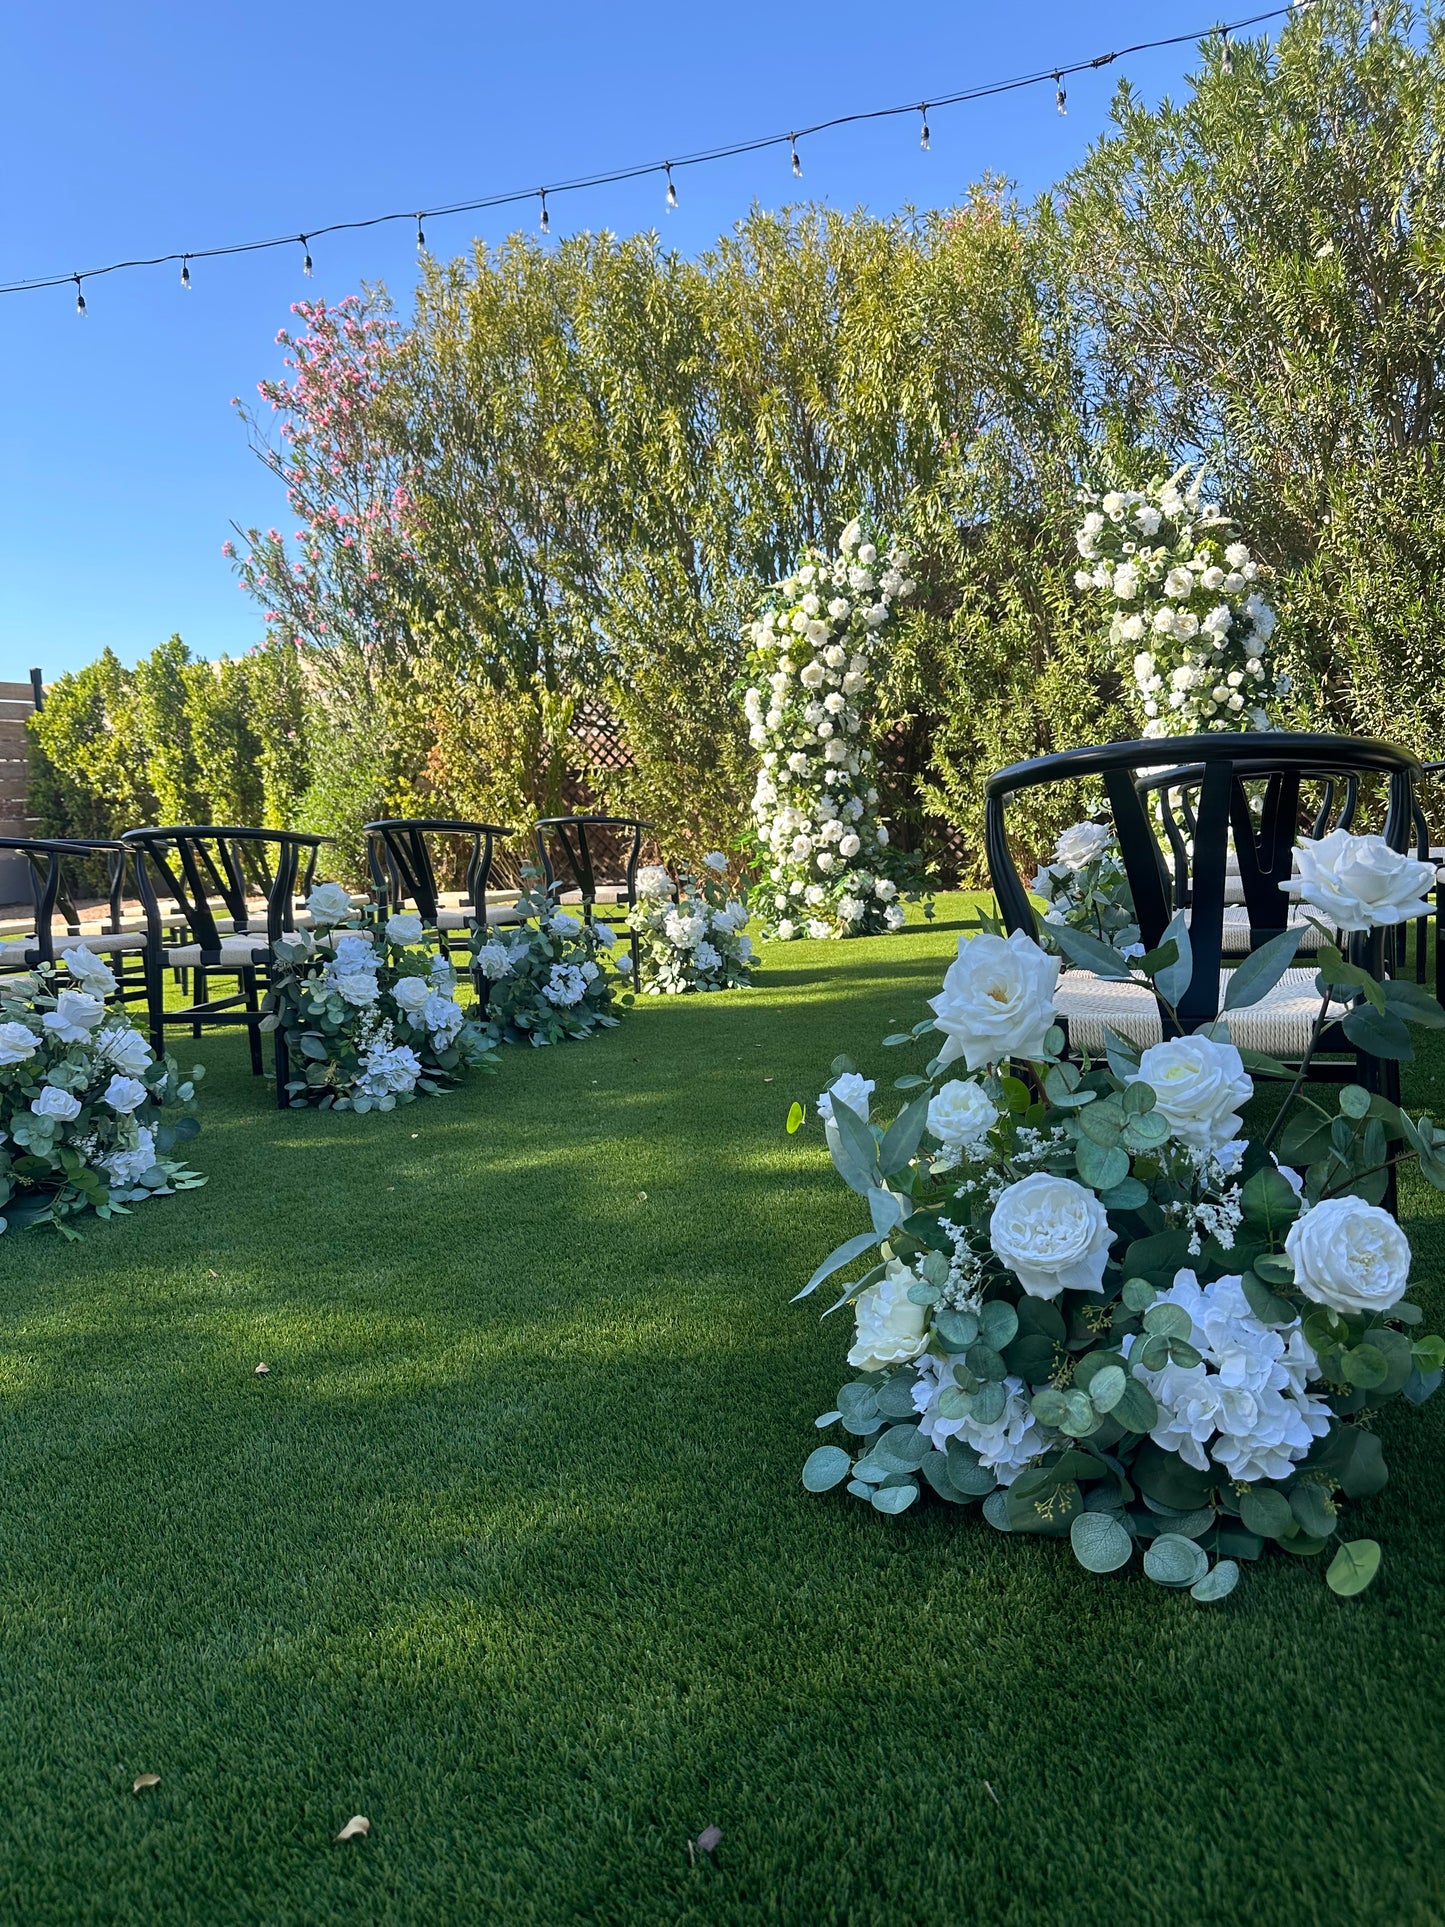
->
[471, 876, 626, 1045]
[0, 949, 204, 1234]
[742, 521, 914, 939]
[626, 854, 758, 994]
[792, 829, 1444, 1600]
[1029, 819, 1141, 960]
[1073, 468, 1283, 737]
[264, 887, 496, 1109]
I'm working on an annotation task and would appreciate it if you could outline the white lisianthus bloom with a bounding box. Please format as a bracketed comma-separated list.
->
[817, 1070, 873, 1158]
[847, 1259, 927, 1372]
[385, 912, 425, 946]
[615, 952, 636, 974]
[804, 883, 826, 907]
[927, 1078, 999, 1154]
[1129, 1035, 1253, 1152]
[801, 593, 821, 616]
[593, 921, 616, 948]
[0, 1021, 40, 1067]
[391, 975, 432, 1014]
[102, 1073, 149, 1114]
[928, 930, 1060, 1071]
[31, 1085, 83, 1122]
[815, 852, 837, 874]
[636, 865, 673, 899]
[1285, 1196, 1411, 1314]
[1201, 565, 1226, 589]
[306, 881, 354, 926]
[989, 1173, 1113, 1300]
[60, 947, 117, 997]
[1112, 564, 1139, 599]
[787, 752, 810, 775]
[823, 691, 846, 715]
[1101, 490, 1127, 519]
[42, 989, 107, 1043]
[1053, 820, 1111, 871]
[1281, 830, 1437, 931]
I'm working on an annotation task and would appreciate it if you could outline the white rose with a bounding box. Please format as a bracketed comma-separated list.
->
[96, 1024, 152, 1075]
[549, 912, 582, 937]
[928, 930, 1059, 1072]
[103, 1074, 149, 1114]
[927, 1078, 999, 1152]
[1225, 541, 1250, 568]
[636, 865, 673, 899]
[989, 1173, 1113, 1300]
[392, 976, 432, 1014]
[60, 946, 117, 997]
[857, 542, 877, 565]
[0, 1021, 40, 1067]
[847, 1259, 928, 1371]
[333, 969, 381, 1007]
[306, 882, 354, 925]
[1282, 830, 1437, 932]
[31, 1084, 83, 1122]
[1285, 1196, 1411, 1315]
[775, 919, 797, 941]
[703, 851, 729, 872]
[863, 604, 888, 627]
[42, 989, 107, 1043]
[1164, 566, 1195, 598]
[385, 912, 425, 946]
[1053, 820, 1111, 871]
[1119, 614, 1147, 643]
[1129, 1035, 1253, 1152]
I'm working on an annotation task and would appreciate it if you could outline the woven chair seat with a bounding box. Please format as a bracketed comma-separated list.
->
[553, 885, 629, 906]
[161, 936, 271, 971]
[435, 903, 525, 931]
[1055, 966, 1345, 1056]
[1206, 907, 1327, 957]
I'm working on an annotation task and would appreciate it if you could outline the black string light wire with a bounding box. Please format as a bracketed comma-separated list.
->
[11, 6, 1298, 306]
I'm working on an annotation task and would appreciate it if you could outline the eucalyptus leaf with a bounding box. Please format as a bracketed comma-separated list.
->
[802, 1446, 853, 1493]
[1222, 925, 1303, 1010]
[1069, 1509, 1133, 1574]
[870, 1481, 919, 1515]
[1143, 1532, 1209, 1587]
[1190, 1559, 1240, 1603]
[1325, 1538, 1381, 1597]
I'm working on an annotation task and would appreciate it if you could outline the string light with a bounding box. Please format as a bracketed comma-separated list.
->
[416, 214, 427, 251]
[539, 189, 550, 234]
[1220, 25, 1233, 72]
[74, 274, 85, 317]
[790, 134, 802, 177]
[180, 255, 191, 289]
[2, 6, 1299, 308]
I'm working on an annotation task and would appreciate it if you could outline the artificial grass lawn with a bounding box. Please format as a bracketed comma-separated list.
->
[2, 894, 1444, 1926]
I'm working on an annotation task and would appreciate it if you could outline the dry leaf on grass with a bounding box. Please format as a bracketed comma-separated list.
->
[335, 1815, 370, 1842]
[687, 1824, 722, 1863]
[254, 1363, 270, 1377]
[131, 1774, 160, 1794]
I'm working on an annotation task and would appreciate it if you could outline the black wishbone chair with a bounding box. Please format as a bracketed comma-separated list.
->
[987, 732, 1422, 1087]
[0, 836, 149, 1014]
[1136, 759, 1360, 959]
[121, 826, 323, 1092]
[363, 818, 522, 954]
[533, 815, 651, 976]
[1412, 761, 1445, 1002]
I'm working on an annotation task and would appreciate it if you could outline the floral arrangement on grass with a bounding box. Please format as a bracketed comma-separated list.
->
[1073, 468, 1284, 737]
[0, 948, 204, 1235]
[1029, 819, 1141, 961]
[264, 886, 496, 1109]
[471, 876, 627, 1045]
[626, 854, 757, 994]
[791, 829, 1444, 1601]
[743, 521, 914, 939]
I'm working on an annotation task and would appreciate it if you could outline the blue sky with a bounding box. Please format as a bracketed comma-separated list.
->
[0, 2, 1251, 681]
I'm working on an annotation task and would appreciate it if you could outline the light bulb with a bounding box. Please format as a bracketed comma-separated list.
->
[300, 235, 313, 276]
[790, 137, 801, 177]
[181, 257, 191, 290]
[539, 191, 550, 234]
[74, 275, 86, 317]
[1055, 73, 1067, 115]
[665, 165, 677, 210]
[919, 104, 930, 151]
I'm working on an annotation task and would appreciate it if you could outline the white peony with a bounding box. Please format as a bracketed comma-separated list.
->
[1281, 830, 1437, 932]
[60, 946, 117, 996]
[391, 975, 432, 1014]
[102, 1074, 149, 1114]
[385, 912, 425, 946]
[306, 882, 354, 926]
[42, 989, 107, 1043]
[0, 1021, 40, 1067]
[31, 1084, 82, 1122]
[1285, 1196, 1411, 1314]
[1129, 1035, 1253, 1153]
[989, 1173, 1113, 1300]
[927, 1078, 998, 1155]
[847, 1260, 928, 1372]
[929, 930, 1060, 1072]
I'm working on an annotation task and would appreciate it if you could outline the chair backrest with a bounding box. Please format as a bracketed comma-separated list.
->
[363, 819, 512, 925]
[986, 732, 1421, 1033]
[0, 836, 129, 964]
[121, 826, 324, 950]
[533, 816, 650, 912]
[1138, 760, 1362, 912]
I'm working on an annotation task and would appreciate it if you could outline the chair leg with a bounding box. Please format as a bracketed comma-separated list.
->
[242, 968, 263, 1076]
[192, 968, 207, 1039]
[143, 946, 166, 1060]
[273, 1019, 290, 1109]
